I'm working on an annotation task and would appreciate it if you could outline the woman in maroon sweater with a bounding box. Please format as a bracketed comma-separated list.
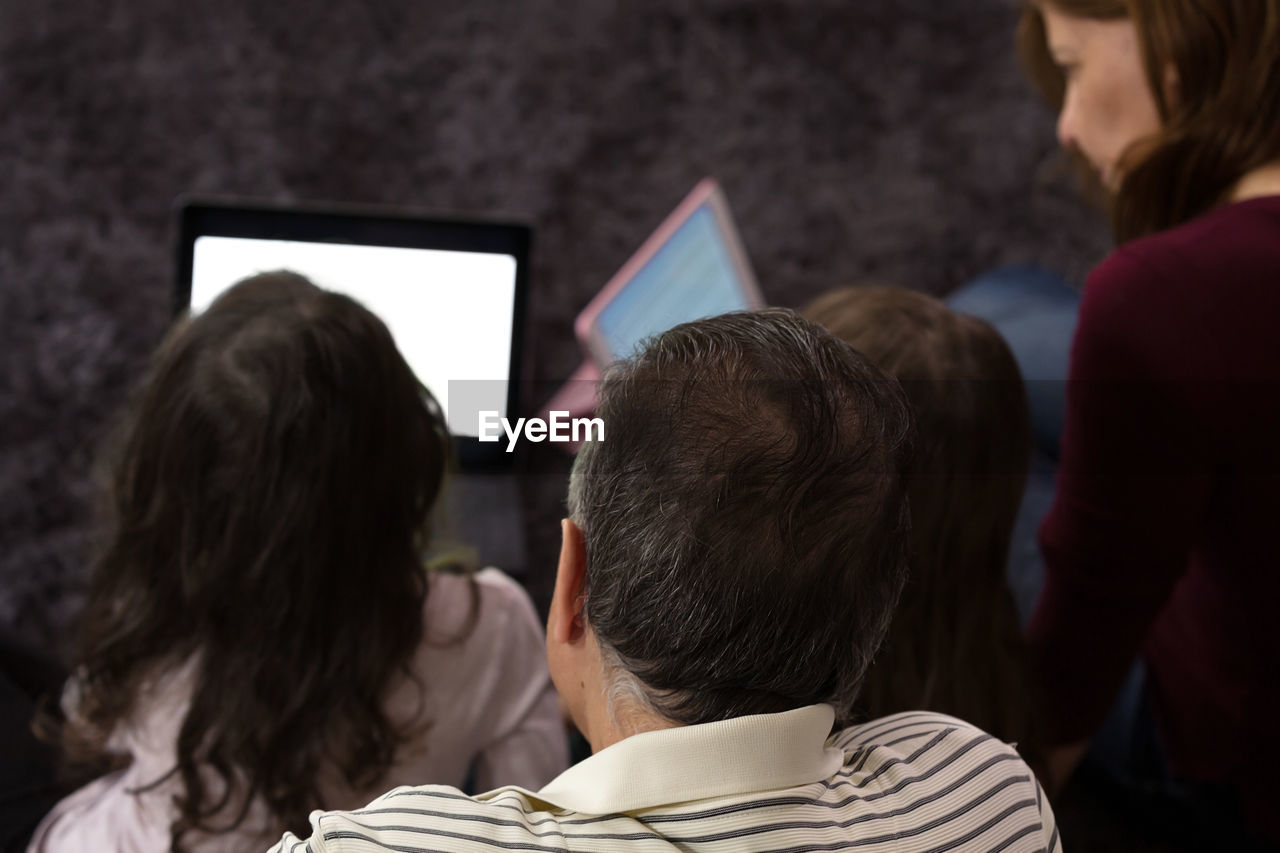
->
[999, 0, 1280, 843]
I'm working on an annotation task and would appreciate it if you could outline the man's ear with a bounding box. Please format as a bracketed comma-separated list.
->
[548, 518, 588, 646]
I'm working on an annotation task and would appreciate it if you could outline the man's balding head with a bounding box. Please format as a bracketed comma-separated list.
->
[558, 309, 914, 732]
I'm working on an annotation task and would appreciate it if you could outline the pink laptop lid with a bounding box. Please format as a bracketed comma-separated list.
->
[574, 178, 763, 369]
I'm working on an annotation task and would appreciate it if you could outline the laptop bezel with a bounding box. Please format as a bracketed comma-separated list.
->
[174, 196, 531, 472]
[573, 178, 763, 369]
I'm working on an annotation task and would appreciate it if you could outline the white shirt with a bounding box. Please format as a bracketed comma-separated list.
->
[270, 705, 1060, 852]
[29, 568, 568, 852]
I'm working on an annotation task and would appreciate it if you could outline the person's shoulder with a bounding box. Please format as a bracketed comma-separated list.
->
[470, 567, 542, 629]
[1129, 195, 1280, 254]
[425, 567, 540, 639]
[1092, 196, 1280, 299]
[831, 710, 1030, 784]
[1078, 197, 1280, 375]
[828, 712, 1057, 850]
[832, 709, 1009, 750]
[428, 565, 528, 604]
[279, 783, 556, 853]
[471, 565, 533, 600]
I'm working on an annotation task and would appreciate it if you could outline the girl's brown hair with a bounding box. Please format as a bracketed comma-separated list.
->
[63, 271, 455, 848]
[1017, 0, 1280, 243]
[804, 286, 1037, 767]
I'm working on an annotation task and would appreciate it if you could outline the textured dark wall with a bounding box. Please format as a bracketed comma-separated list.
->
[0, 0, 1110, 654]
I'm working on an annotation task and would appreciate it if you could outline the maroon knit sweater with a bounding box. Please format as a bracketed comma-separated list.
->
[1029, 195, 1280, 840]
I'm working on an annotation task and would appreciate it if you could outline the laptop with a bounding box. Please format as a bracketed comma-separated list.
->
[176, 199, 532, 575]
[541, 178, 764, 425]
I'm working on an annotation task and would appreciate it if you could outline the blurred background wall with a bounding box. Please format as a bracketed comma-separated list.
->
[0, 0, 1110, 654]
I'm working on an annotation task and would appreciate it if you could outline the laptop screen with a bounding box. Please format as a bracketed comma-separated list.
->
[593, 203, 750, 362]
[177, 202, 529, 468]
[575, 179, 763, 370]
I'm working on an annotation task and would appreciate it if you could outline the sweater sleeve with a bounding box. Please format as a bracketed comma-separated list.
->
[467, 569, 571, 792]
[1027, 247, 1214, 745]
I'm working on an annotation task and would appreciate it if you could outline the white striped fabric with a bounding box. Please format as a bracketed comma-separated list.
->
[269, 706, 1060, 853]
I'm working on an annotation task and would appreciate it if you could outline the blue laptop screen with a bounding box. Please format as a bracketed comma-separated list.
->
[594, 204, 750, 362]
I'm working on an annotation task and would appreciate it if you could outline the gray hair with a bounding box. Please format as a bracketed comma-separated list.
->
[567, 309, 914, 727]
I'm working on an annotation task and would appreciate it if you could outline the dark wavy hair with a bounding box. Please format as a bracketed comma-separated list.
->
[804, 286, 1039, 768]
[1017, 0, 1280, 243]
[62, 271, 453, 848]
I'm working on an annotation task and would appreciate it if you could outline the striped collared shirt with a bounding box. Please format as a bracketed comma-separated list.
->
[270, 706, 1060, 852]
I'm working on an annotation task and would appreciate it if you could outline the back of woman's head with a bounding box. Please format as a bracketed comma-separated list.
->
[1017, 0, 1280, 242]
[803, 286, 1035, 751]
[71, 270, 450, 845]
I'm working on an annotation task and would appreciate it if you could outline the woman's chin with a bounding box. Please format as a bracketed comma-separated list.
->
[1099, 164, 1122, 193]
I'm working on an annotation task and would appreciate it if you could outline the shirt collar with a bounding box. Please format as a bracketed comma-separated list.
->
[507, 704, 842, 814]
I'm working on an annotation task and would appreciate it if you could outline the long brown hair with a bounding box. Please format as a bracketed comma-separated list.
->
[64, 271, 452, 847]
[804, 287, 1037, 763]
[1017, 0, 1280, 243]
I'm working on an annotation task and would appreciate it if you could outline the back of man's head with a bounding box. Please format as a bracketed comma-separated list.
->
[567, 308, 915, 727]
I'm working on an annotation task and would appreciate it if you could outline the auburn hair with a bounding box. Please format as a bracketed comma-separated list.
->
[1017, 0, 1280, 243]
[62, 271, 456, 849]
[804, 286, 1039, 770]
